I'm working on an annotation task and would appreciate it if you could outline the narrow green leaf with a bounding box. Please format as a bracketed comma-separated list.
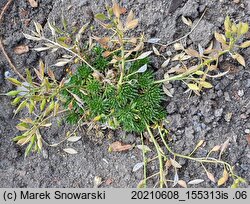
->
[187, 83, 200, 91]
[95, 13, 107, 21]
[200, 81, 213, 89]
[7, 78, 22, 86]
[14, 100, 27, 115]
[25, 135, 35, 157]
[6, 90, 21, 96]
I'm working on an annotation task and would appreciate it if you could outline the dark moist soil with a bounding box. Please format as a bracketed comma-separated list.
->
[0, 0, 249, 188]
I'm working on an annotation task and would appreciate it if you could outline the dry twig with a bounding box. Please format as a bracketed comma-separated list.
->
[0, 0, 13, 23]
[0, 0, 25, 81]
[0, 39, 25, 80]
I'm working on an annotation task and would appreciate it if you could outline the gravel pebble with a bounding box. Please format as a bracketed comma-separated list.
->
[214, 108, 223, 117]
[245, 129, 250, 134]
[238, 90, 244, 97]
[224, 112, 233, 122]
[224, 92, 231, 101]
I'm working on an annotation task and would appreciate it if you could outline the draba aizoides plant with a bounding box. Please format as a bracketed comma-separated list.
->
[5, 2, 249, 187]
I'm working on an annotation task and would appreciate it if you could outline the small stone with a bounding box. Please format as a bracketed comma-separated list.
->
[185, 126, 194, 140]
[238, 90, 244, 97]
[212, 121, 217, 128]
[201, 123, 206, 129]
[246, 79, 250, 88]
[245, 129, 250, 134]
[170, 88, 175, 95]
[214, 108, 223, 117]
[166, 51, 172, 56]
[42, 149, 49, 159]
[224, 92, 231, 101]
[224, 112, 233, 122]
[240, 114, 247, 119]
[167, 102, 177, 114]
[165, 83, 172, 89]
[217, 90, 223, 97]
[4, 71, 11, 78]
[17, 170, 26, 177]
[233, 0, 240, 3]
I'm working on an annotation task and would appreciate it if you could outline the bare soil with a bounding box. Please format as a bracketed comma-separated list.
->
[0, 0, 249, 187]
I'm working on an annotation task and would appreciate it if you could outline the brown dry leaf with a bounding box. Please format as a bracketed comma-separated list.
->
[109, 141, 132, 152]
[117, 21, 123, 31]
[34, 68, 42, 81]
[170, 158, 182, 168]
[113, 2, 121, 18]
[161, 58, 170, 68]
[92, 71, 103, 81]
[17, 137, 30, 146]
[137, 51, 153, 60]
[63, 148, 78, 154]
[120, 7, 127, 15]
[204, 41, 214, 54]
[163, 84, 173, 97]
[102, 51, 111, 58]
[126, 19, 139, 30]
[233, 53, 246, 67]
[188, 179, 204, 185]
[20, 118, 33, 124]
[98, 37, 110, 46]
[68, 101, 73, 110]
[37, 131, 42, 150]
[172, 52, 191, 61]
[126, 10, 134, 24]
[133, 42, 144, 52]
[206, 171, 216, 183]
[219, 138, 230, 159]
[217, 169, 229, 186]
[214, 32, 226, 44]
[211, 145, 221, 152]
[16, 125, 28, 131]
[28, 0, 38, 8]
[152, 46, 160, 56]
[48, 68, 56, 81]
[14, 45, 29, 55]
[39, 60, 45, 79]
[174, 43, 184, 51]
[240, 40, 250, 48]
[185, 48, 199, 58]
[165, 160, 172, 169]
[178, 180, 187, 188]
[167, 65, 181, 74]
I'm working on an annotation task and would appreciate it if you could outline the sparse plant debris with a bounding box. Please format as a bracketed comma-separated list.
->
[4, 1, 249, 188]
